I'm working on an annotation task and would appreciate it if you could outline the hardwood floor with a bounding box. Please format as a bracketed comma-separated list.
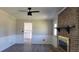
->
[3, 44, 61, 52]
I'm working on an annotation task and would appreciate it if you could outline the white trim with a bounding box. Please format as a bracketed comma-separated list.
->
[57, 7, 67, 15]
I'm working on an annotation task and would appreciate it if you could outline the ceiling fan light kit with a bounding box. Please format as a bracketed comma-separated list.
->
[28, 12, 32, 16]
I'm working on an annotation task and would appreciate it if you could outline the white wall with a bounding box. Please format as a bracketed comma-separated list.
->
[16, 19, 53, 44]
[52, 15, 58, 48]
[0, 10, 16, 51]
[32, 20, 52, 44]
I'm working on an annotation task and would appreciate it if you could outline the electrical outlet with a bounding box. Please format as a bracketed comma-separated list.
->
[43, 39, 45, 41]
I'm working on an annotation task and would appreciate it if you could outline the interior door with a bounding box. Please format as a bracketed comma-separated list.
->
[24, 23, 32, 44]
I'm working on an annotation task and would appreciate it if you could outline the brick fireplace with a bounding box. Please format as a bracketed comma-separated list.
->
[58, 7, 79, 52]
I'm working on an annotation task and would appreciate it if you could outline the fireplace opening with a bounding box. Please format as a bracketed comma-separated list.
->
[59, 40, 67, 51]
[58, 36, 69, 52]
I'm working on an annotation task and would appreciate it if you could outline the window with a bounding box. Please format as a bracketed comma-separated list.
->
[54, 24, 57, 36]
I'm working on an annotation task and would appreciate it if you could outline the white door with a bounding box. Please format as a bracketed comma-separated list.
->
[24, 23, 32, 44]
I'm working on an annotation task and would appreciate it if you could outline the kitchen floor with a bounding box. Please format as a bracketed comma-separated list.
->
[3, 44, 60, 52]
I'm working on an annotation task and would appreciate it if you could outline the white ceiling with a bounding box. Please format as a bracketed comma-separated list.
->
[0, 7, 63, 20]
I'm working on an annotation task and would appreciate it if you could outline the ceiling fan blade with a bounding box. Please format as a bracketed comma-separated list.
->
[31, 11, 40, 13]
[19, 10, 27, 12]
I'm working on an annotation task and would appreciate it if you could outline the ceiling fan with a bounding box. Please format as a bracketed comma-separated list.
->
[19, 7, 40, 16]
